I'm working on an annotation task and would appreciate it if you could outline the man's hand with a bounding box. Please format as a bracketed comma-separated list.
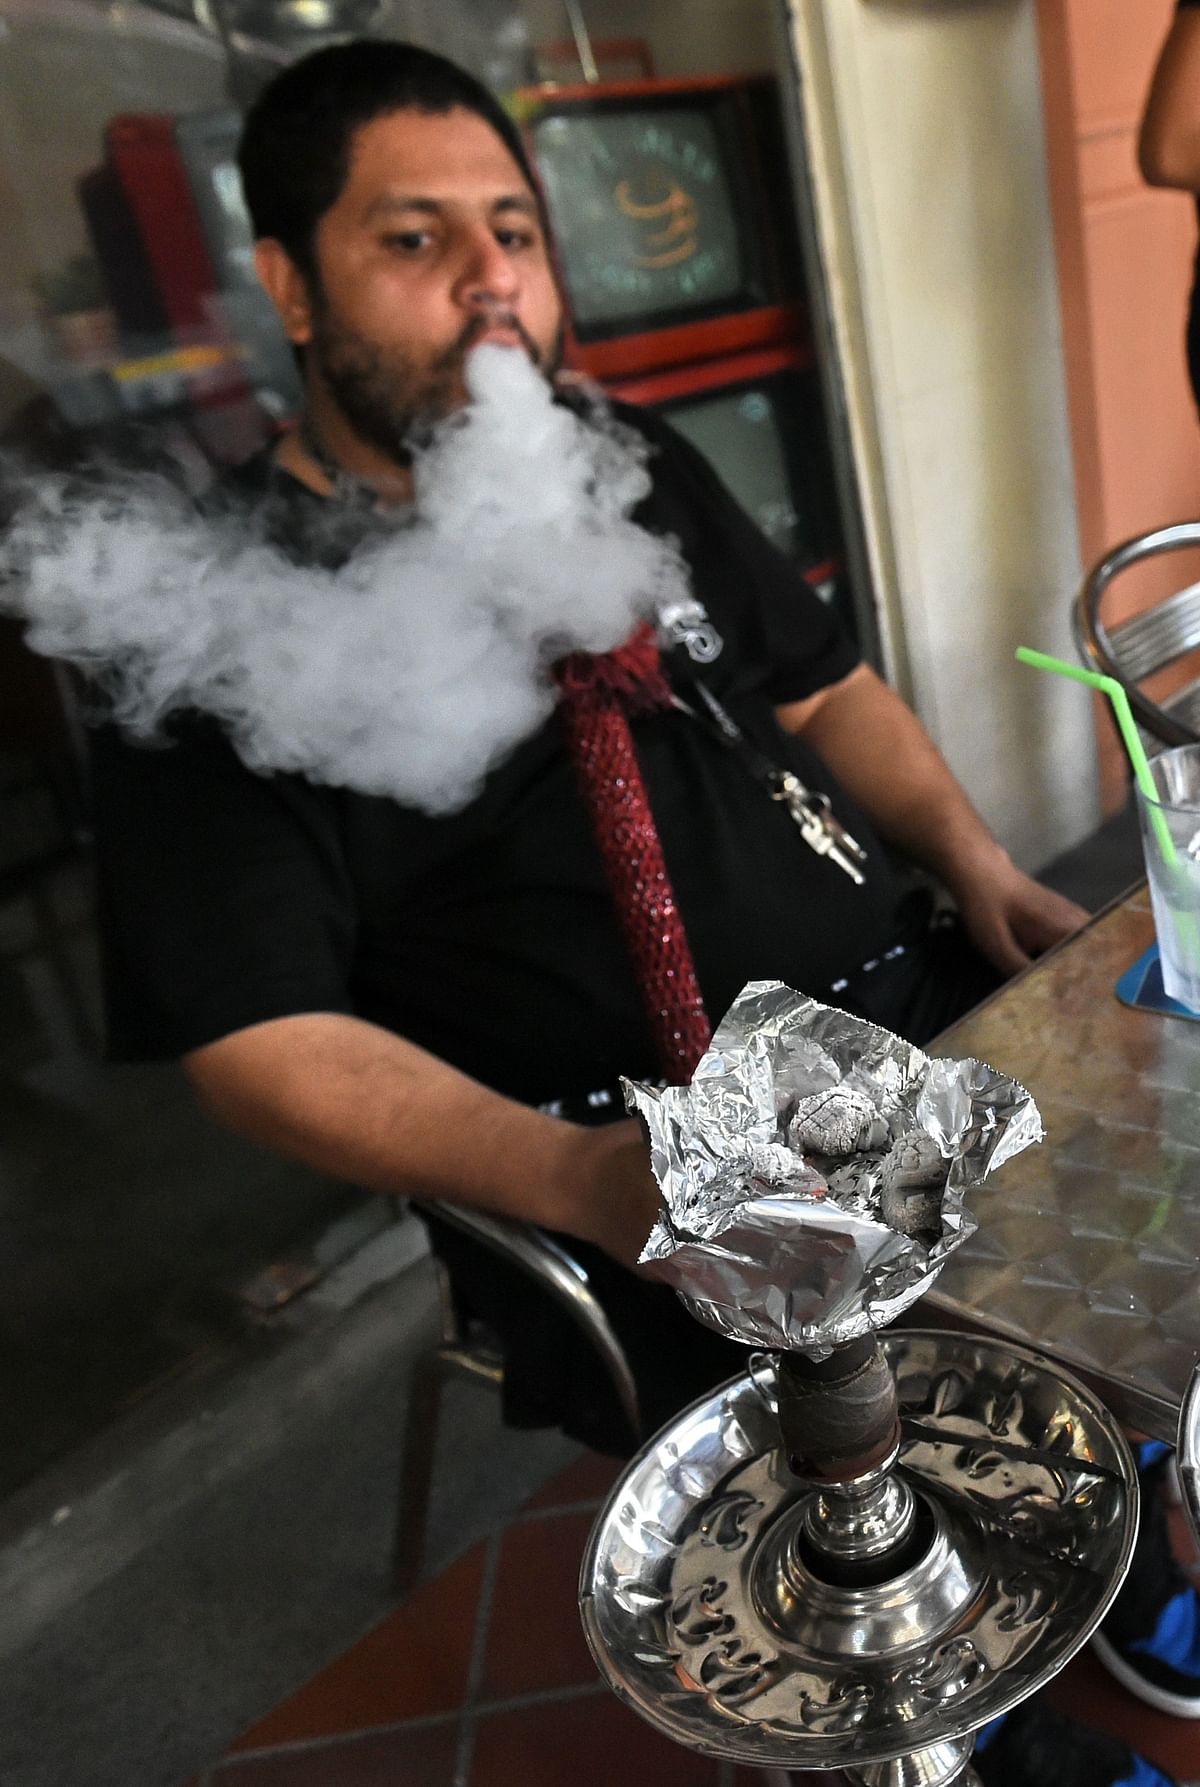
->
[566, 1118, 664, 1270]
[951, 855, 1087, 977]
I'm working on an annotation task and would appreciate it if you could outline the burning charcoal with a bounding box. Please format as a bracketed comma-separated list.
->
[790, 1085, 889, 1156]
[878, 1132, 946, 1243]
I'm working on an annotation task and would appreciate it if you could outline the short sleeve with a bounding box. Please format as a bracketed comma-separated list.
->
[89, 715, 356, 1061]
[618, 400, 861, 704]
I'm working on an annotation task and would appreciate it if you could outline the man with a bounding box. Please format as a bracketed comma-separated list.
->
[144, 47, 1078, 1259]
[80, 42, 1187, 1787]
[84, 34, 1084, 1434]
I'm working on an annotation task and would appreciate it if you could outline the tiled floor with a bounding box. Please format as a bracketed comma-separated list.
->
[0, 849, 394, 1504]
[196, 1450, 828, 1787]
[195, 1450, 1200, 1787]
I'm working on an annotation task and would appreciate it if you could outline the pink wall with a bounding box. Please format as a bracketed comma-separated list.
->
[1038, 0, 1200, 806]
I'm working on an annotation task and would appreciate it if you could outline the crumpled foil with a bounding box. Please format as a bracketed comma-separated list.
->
[625, 980, 1042, 1357]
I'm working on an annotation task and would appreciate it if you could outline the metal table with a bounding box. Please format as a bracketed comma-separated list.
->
[928, 886, 1200, 1445]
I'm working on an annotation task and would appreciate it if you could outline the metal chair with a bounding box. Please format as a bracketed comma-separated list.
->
[1073, 520, 1200, 746]
[391, 1201, 642, 1597]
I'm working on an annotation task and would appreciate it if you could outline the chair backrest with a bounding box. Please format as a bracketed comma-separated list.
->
[0, 622, 91, 887]
[1073, 522, 1200, 748]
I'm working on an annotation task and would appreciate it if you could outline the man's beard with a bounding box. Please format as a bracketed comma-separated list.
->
[308, 294, 565, 465]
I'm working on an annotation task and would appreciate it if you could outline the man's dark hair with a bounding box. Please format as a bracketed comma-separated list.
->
[237, 39, 540, 277]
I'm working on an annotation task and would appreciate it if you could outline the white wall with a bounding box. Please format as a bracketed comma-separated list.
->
[786, 0, 1098, 872]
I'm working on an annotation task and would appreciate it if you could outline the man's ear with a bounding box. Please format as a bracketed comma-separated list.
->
[254, 239, 314, 347]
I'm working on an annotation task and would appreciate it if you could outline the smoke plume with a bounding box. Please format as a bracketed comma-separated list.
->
[1, 346, 694, 814]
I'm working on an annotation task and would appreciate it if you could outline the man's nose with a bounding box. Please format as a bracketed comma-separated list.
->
[455, 228, 520, 310]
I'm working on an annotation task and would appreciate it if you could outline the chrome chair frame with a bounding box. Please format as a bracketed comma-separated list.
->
[392, 1200, 642, 1597]
[1073, 520, 1200, 746]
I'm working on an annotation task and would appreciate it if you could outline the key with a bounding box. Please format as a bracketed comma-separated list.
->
[806, 816, 866, 885]
[773, 775, 867, 885]
[807, 791, 868, 873]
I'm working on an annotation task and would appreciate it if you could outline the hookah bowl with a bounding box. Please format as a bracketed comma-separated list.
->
[579, 1325, 1138, 1786]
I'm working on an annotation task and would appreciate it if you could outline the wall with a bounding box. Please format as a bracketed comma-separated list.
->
[786, 0, 1097, 873]
[1040, 0, 1199, 563]
[514, 0, 774, 81]
[1036, 0, 1200, 810]
[0, 1, 228, 400]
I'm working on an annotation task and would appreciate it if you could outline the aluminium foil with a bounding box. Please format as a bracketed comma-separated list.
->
[624, 979, 1042, 1356]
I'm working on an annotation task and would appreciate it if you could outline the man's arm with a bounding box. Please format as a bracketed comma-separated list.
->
[185, 1011, 660, 1267]
[1140, 9, 1200, 190]
[90, 718, 660, 1270]
[777, 664, 1086, 975]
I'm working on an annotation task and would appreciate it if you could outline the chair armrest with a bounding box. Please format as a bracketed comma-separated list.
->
[412, 1200, 642, 1442]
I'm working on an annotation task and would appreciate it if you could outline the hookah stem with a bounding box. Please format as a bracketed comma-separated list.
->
[777, 1336, 924, 1592]
[780, 1347, 989, 1786]
[844, 1742, 983, 1787]
[776, 1335, 899, 1482]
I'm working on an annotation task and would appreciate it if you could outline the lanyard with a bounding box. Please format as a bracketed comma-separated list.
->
[671, 681, 869, 886]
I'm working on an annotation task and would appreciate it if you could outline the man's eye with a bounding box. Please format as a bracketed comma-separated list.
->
[496, 228, 536, 251]
[384, 230, 431, 253]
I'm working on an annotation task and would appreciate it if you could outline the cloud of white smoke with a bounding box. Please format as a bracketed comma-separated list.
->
[1, 346, 694, 814]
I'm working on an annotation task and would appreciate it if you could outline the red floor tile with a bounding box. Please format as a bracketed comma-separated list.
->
[1049, 1645, 1200, 1782]
[214, 1719, 459, 1784]
[231, 1544, 486, 1752]
[470, 1690, 720, 1786]
[523, 1450, 623, 1513]
[481, 1509, 600, 1699]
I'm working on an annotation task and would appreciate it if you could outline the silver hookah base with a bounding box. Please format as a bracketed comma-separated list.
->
[580, 1329, 1137, 1773]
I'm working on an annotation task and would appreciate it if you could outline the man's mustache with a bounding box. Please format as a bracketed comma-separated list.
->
[444, 308, 542, 369]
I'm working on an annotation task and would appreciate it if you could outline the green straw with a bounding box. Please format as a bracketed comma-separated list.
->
[1017, 646, 1200, 996]
[1015, 646, 1176, 863]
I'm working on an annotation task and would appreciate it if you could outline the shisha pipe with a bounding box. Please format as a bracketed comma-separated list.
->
[578, 985, 1139, 1785]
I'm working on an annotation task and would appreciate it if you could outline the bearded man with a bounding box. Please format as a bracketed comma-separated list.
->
[74, 43, 1195, 1786]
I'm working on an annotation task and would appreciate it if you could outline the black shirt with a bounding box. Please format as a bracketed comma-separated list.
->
[90, 402, 913, 1105]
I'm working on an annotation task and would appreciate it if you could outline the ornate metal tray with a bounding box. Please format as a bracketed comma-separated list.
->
[580, 1329, 1137, 1771]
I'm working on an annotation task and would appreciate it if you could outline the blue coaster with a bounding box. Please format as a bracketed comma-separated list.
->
[1115, 944, 1200, 1021]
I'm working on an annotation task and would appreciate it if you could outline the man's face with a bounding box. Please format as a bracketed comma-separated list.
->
[278, 106, 564, 459]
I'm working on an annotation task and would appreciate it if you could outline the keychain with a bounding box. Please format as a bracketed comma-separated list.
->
[670, 683, 870, 887]
[768, 771, 868, 885]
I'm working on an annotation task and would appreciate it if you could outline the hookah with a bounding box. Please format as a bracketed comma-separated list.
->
[579, 982, 1140, 1786]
